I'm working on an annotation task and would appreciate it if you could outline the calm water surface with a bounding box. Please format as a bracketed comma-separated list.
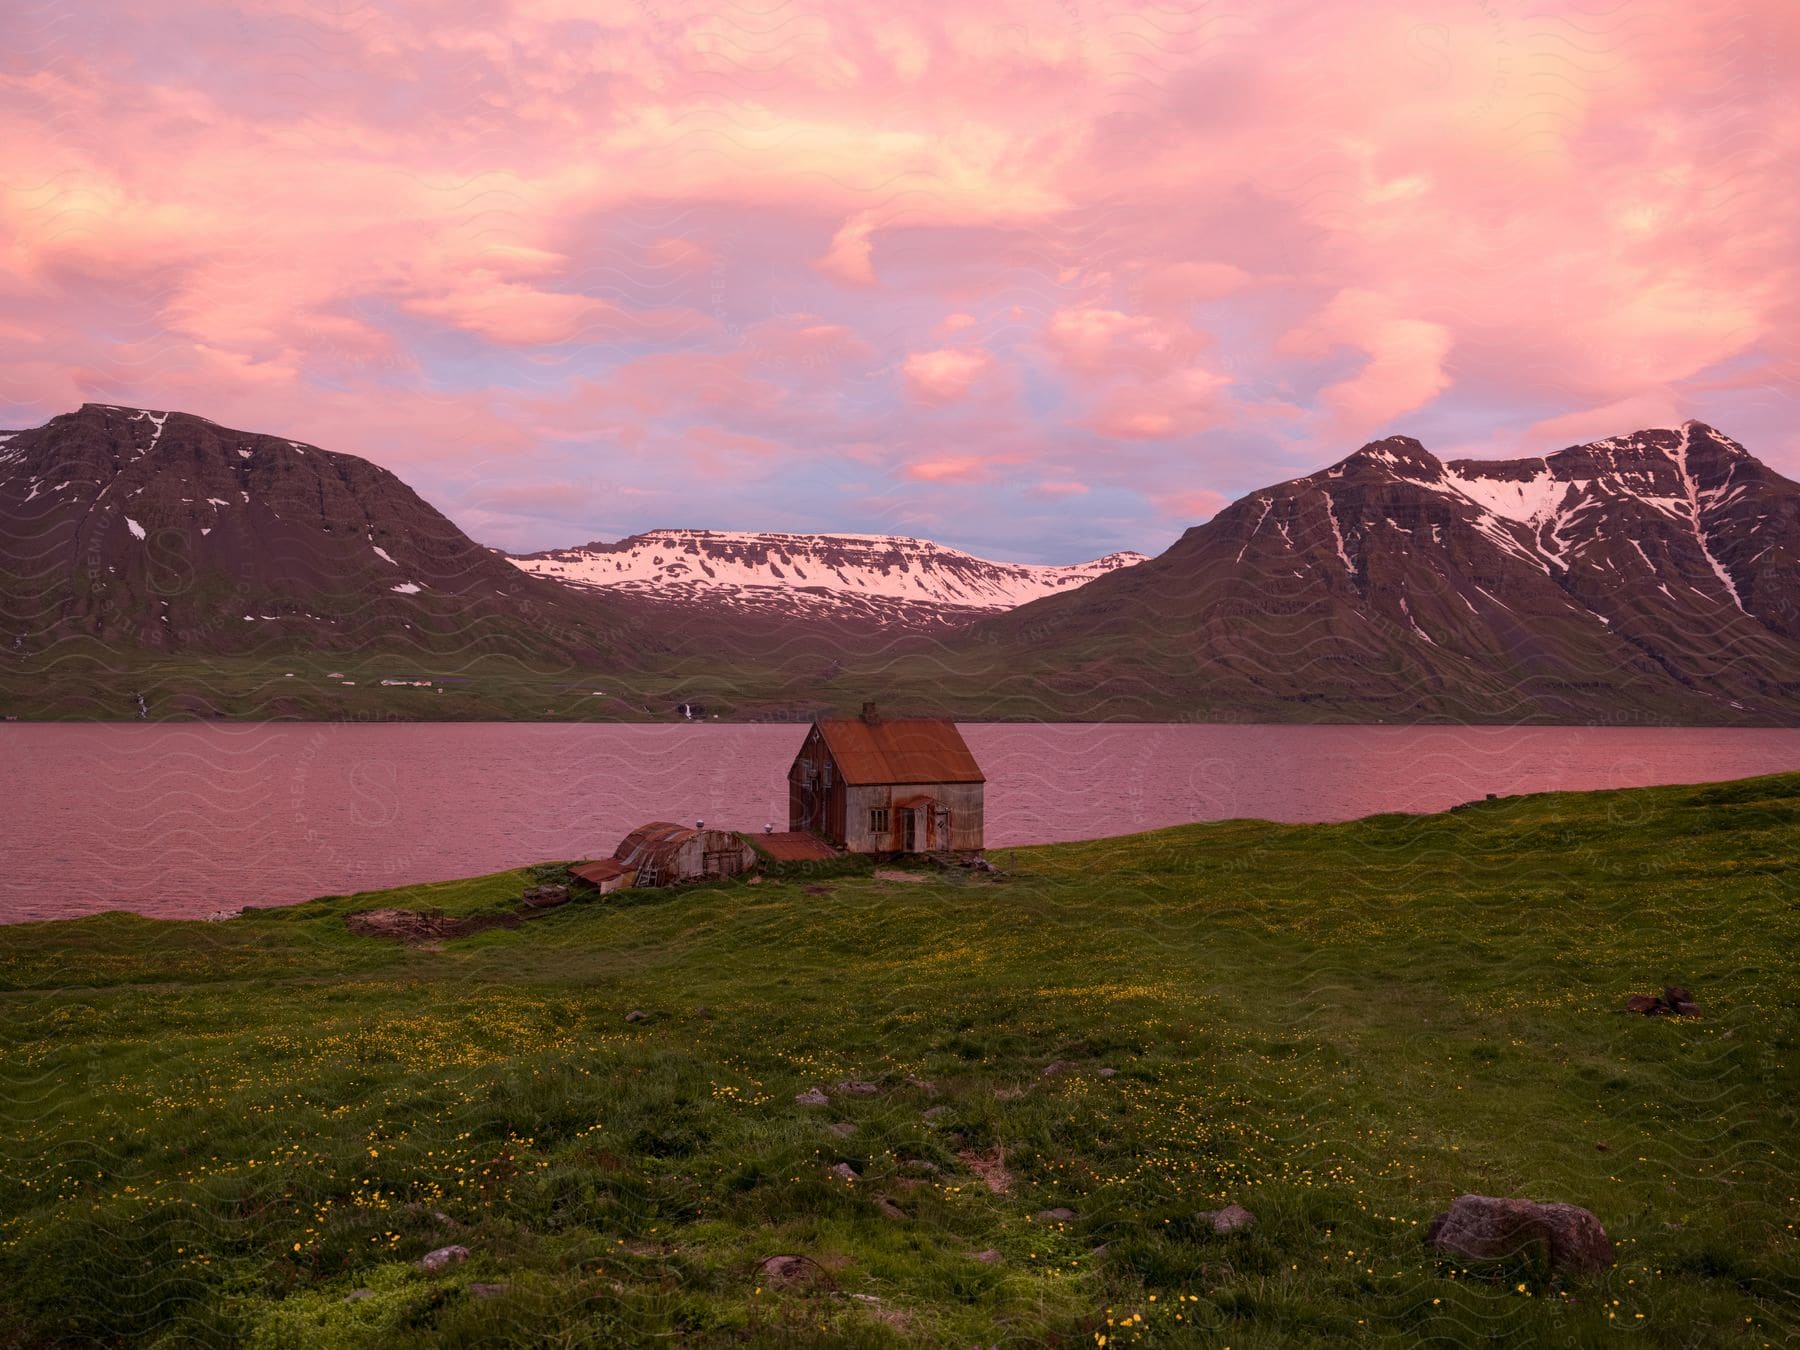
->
[4, 722, 1797, 922]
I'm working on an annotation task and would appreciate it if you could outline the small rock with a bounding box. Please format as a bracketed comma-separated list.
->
[693, 1006, 712, 1018]
[747, 875, 763, 885]
[1595, 1141, 1609, 1153]
[1664, 985, 1702, 1016]
[905, 1076, 940, 1095]
[831, 1162, 861, 1182]
[876, 1195, 908, 1221]
[1097, 1067, 1118, 1078]
[625, 1009, 649, 1023]
[757, 1254, 823, 1288]
[521, 884, 569, 910]
[922, 1105, 950, 1124]
[468, 1283, 510, 1299]
[795, 1087, 829, 1106]
[1622, 986, 1703, 1018]
[344, 1289, 375, 1303]
[827, 1121, 857, 1137]
[1425, 1195, 1614, 1276]
[834, 1079, 880, 1096]
[1034, 1207, 1076, 1223]
[1088, 1244, 1110, 1257]
[1199, 1203, 1257, 1235]
[1041, 1060, 1071, 1077]
[972, 1249, 1002, 1264]
[417, 1244, 470, 1273]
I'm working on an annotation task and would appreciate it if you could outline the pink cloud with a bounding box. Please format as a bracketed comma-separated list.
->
[903, 453, 1022, 483]
[1154, 488, 1228, 521]
[901, 347, 995, 404]
[0, 0, 1793, 552]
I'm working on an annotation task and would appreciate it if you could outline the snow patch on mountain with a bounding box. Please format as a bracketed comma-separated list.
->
[511, 528, 1146, 626]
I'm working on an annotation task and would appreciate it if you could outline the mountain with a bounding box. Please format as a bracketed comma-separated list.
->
[953, 422, 1800, 723]
[510, 529, 1147, 629]
[0, 403, 641, 663]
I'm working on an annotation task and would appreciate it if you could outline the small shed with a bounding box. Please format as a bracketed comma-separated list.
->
[612, 822, 757, 887]
[569, 858, 631, 894]
[789, 703, 985, 854]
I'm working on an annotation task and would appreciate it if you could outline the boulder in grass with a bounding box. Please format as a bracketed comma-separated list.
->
[1199, 1203, 1257, 1235]
[1622, 985, 1702, 1017]
[830, 1162, 861, 1182]
[417, 1245, 469, 1273]
[1425, 1195, 1613, 1276]
[1034, 1207, 1076, 1223]
[795, 1087, 829, 1106]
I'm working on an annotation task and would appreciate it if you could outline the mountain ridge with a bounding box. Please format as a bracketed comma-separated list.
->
[957, 420, 1800, 723]
[509, 528, 1147, 629]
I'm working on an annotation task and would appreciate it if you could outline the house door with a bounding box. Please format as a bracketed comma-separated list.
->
[902, 808, 917, 852]
[704, 849, 743, 879]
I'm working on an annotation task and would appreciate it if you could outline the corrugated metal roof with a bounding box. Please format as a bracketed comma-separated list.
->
[755, 830, 840, 861]
[614, 821, 699, 871]
[814, 717, 984, 785]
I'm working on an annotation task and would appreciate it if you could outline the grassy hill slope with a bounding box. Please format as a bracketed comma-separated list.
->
[2, 775, 1796, 1345]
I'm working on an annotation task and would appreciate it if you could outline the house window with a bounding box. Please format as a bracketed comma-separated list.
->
[869, 807, 889, 833]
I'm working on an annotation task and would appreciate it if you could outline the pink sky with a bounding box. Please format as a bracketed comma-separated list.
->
[1, 0, 1795, 560]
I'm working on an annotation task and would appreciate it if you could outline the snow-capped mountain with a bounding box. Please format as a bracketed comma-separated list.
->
[510, 529, 1147, 628]
[0, 403, 639, 659]
[967, 421, 1800, 723]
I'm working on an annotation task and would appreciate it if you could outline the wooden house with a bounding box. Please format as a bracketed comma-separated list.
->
[788, 703, 984, 854]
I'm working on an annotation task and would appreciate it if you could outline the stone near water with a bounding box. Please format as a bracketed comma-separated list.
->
[1199, 1203, 1257, 1235]
[1425, 1195, 1614, 1275]
[417, 1244, 470, 1272]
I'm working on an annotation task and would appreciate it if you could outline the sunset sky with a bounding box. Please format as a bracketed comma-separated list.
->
[1, 0, 1794, 561]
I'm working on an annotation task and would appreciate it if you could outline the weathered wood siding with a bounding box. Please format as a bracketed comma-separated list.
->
[787, 726, 847, 844]
[843, 781, 984, 853]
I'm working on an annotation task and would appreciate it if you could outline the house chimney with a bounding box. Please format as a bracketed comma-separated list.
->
[861, 700, 879, 723]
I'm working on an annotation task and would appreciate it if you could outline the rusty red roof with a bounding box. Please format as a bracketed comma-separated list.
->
[754, 830, 840, 862]
[813, 717, 984, 786]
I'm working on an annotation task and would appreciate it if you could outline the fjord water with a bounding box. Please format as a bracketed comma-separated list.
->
[3, 722, 1796, 922]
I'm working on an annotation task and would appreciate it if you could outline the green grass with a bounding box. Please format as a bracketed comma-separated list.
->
[2, 775, 1796, 1346]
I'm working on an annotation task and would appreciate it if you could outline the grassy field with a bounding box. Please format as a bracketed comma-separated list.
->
[1, 775, 1796, 1346]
